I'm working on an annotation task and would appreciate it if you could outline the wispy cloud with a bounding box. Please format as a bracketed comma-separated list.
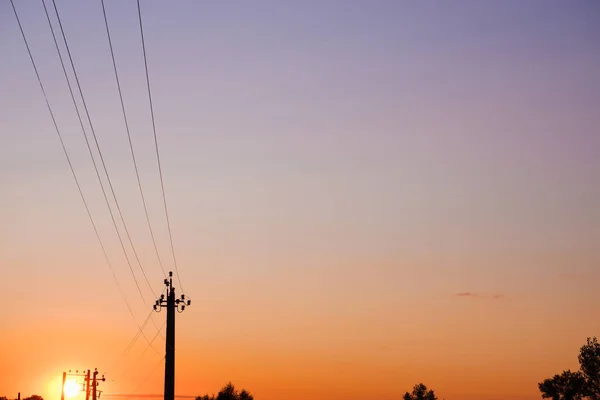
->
[455, 292, 481, 298]
[454, 292, 506, 300]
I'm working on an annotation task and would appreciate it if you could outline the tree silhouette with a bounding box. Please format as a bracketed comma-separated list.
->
[23, 396, 43, 400]
[579, 337, 600, 400]
[403, 383, 438, 400]
[238, 390, 252, 400]
[539, 337, 600, 400]
[216, 383, 237, 400]
[196, 382, 253, 400]
[538, 370, 587, 400]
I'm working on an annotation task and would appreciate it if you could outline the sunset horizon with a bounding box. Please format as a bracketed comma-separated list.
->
[1, 1, 599, 399]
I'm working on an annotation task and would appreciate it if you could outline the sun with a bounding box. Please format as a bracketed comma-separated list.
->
[63, 380, 81, 398]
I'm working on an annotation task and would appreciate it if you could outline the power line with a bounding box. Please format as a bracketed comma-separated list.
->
[109, 317, 165, 389]
[38, 0, 137, 307]
[107, 310, 156, 375]
[99, 0, 167, 281]
[44, 0, 164, 340]
[12, 0, 159, 368]
[107, 283, 168, 379]
[9, 0, 117, 317]
[49, 0, 155, 302]
[137, 0, 184, 292]
[138, 319, 166, 359]
[133, 355, 165, 393]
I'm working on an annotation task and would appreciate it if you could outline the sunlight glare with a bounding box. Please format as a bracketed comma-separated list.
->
[64, 380, 80, 398]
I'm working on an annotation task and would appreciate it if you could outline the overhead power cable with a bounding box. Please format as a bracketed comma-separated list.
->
[109, 311, 167, 386]
[137, 0, 185, 292]
[107, 310, 157, 376]
[12, 0, 159, 365]
[108, 281, 167, 378]
[100, 0, 167, 281]
[137, 319, 166, 359]
[133, 355, 165, 393]
[49, 0, 156, 301]
[45, 0, 164, 338]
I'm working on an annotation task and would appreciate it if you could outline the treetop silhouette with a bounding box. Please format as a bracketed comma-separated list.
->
[539, 337, 600, 400]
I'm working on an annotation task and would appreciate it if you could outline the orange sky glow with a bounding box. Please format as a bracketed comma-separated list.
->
[1, 1, 599, 400]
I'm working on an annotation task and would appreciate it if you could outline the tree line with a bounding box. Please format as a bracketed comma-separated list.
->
[200, 336, 600, 400]
[4, 339, 599, 400]
[196, 382, 440, 400]
[0, 396, 43, 400]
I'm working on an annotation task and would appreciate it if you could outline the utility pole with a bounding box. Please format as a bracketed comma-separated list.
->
[60, 369, 103, 400]
[91, 369, 105, 400]
[61, 372, 66, 400]
[60, 369, 88, 400]
[154, 271, 190, 400]
[85, 370, 90, 400]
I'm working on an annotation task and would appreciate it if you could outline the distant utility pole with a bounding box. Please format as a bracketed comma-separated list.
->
[85, 370, 90, 400]
[91, 369, 105, 400]
[60, 369, 104, 400]
[60, 370, 87, 400]
[154, 271, 190, 400]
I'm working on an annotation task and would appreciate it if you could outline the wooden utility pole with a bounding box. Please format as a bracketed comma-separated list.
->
[154, 271, 190, 400]
[61, 372, 66, 400]
[85, 370, 90, 400]
[60, 369, 103, 400]
[91, 369, 105, 400]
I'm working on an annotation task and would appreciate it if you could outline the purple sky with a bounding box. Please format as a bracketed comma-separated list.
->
[1, 1, 599, 399]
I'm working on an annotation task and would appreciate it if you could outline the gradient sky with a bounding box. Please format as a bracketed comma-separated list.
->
[1, 1, 599, 400]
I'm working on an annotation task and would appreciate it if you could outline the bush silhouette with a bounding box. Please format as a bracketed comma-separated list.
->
[196, 382, 253, 400]
[403, 383, 438, 400]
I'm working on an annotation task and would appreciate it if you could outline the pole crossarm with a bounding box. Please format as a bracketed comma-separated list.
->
[153, 271, 190, 313]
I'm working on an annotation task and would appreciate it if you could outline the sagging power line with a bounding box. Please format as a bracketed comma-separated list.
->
[100, 0, 167, 284]
[137, 0, 185, 293]
[12, 3, 192, 399]
[12, 0, 165, 375]
[42, 0, 164, 339]
[49, 0, 158, 302]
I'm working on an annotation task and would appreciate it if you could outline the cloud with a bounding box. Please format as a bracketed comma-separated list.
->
[454, 292, 506, 300]
[455, 292, 481, 298]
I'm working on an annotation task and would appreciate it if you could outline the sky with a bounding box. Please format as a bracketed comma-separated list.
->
[1, 0, 599, 399]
